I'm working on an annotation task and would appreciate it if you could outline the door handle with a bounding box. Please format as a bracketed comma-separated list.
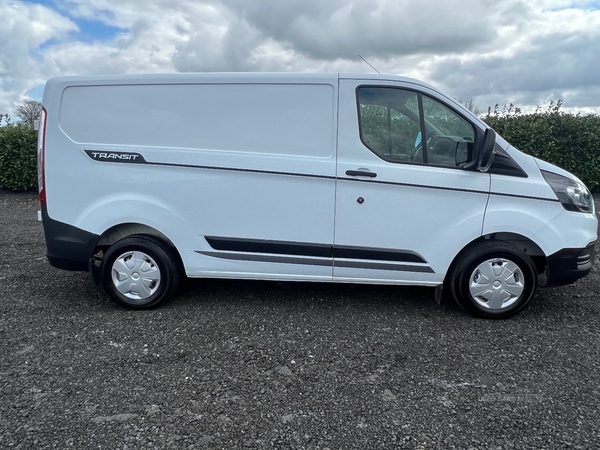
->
[345, 169, 377, 178]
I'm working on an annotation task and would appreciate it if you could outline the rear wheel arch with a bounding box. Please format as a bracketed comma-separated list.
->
[100, 234, 182, 309]
[91, 223, 184, 285]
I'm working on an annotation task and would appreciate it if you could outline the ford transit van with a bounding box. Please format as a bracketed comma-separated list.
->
[37, 73, 597, 318]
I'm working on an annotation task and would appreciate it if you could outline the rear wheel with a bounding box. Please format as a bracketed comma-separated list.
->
[447, 241, 537, 319]
[101, 235, 180, 309]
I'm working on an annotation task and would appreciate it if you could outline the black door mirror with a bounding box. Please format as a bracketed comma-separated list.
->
[477, 128, 496, 172]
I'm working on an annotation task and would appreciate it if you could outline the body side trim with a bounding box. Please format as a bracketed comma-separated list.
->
[197, 251, 332, 267]
[205, 236, 427, 264]
[197, 251, 433, 273]
[205, 236, 331, 258]
[84, 150, 558, 202]
[334, 260, 434, 273]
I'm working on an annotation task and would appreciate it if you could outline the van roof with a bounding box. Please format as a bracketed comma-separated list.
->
[45, 72, 425, 86]
[42, 72, 482, 126]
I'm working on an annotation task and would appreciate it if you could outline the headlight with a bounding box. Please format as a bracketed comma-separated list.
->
[541, 170, 594, 213]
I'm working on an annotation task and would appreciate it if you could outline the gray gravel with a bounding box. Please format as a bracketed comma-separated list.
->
[1, 190, 599, 449]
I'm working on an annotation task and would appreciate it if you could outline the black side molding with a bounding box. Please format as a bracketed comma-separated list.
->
[205, 236, 427, 264]
[205, 236, 331, 258]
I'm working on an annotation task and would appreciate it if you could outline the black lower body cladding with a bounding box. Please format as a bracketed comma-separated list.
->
[42, 207, 99, 272]
[546, 243, 596, 287]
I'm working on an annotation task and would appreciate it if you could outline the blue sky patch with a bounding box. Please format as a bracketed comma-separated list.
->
[71, 17, 125, 42]
[26, 0, 54, 6]
[544, 1, 600, 12]
[588, 0, 600, 10]
[26, 0, 125, 43]
[26, 84, 45, 102]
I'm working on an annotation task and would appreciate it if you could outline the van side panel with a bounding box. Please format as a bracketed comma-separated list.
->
[59, 84, 334, 158]
[46, 79, 338, 281]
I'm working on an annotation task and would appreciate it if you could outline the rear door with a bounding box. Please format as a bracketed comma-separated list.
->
[333, 78, 491, 284]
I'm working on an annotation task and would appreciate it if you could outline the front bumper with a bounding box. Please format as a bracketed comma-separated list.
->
[546, 242, 596, 287]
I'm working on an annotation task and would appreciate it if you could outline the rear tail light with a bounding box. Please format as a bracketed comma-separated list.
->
[37, 106, 47, 208]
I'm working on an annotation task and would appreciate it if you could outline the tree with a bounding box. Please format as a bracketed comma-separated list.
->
[14, 100, 42, 126]
[0, 113, 11, 127]
[462, 99, 480, 116]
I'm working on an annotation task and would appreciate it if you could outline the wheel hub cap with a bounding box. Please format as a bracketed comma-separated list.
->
[111, 251, 161, 300]
[469, 258, 525, 310]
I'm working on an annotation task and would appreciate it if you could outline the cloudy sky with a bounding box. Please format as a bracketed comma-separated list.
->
[1, 0, 600, 116]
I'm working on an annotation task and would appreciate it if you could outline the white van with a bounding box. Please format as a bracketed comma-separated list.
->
[37, 73, 597, 318]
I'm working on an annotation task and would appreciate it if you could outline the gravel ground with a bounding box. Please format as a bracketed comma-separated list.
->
[1, 190, 599, 450]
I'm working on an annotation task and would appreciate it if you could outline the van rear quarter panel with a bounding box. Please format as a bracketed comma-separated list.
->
[45, 76, 338, 278]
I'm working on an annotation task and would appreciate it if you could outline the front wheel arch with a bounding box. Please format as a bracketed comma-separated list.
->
[445, 240, 538, 319]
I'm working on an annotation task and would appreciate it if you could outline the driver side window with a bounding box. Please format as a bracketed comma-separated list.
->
[357, 87, 477, 168]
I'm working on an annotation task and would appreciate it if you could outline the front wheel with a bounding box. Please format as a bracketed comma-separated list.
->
[447, 241, 538, 319]
[101, 235, 181, 309]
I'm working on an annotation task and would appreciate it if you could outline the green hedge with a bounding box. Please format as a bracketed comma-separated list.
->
[0, 125, 38, 191]
[484, 105, 600, 193]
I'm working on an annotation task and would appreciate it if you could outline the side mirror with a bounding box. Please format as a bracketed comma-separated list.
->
[477, 128, 496, 172]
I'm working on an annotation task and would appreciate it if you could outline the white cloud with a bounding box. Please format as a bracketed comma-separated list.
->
[0, 0, 77, 113]
[1, 0, 600, 115]
[425, 6, 600, 111]
[218, 0, 500, 59]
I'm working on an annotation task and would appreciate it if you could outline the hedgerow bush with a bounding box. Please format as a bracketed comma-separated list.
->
[0, 125, 38, 191]
[484, 101, 600, 193]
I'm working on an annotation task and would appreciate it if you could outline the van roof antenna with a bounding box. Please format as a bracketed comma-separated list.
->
[358, 54, 380, 74]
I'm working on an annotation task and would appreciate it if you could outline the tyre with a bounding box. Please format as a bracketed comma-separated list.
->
[447, 241, 537, 319]
[101, 235, 181, 309]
